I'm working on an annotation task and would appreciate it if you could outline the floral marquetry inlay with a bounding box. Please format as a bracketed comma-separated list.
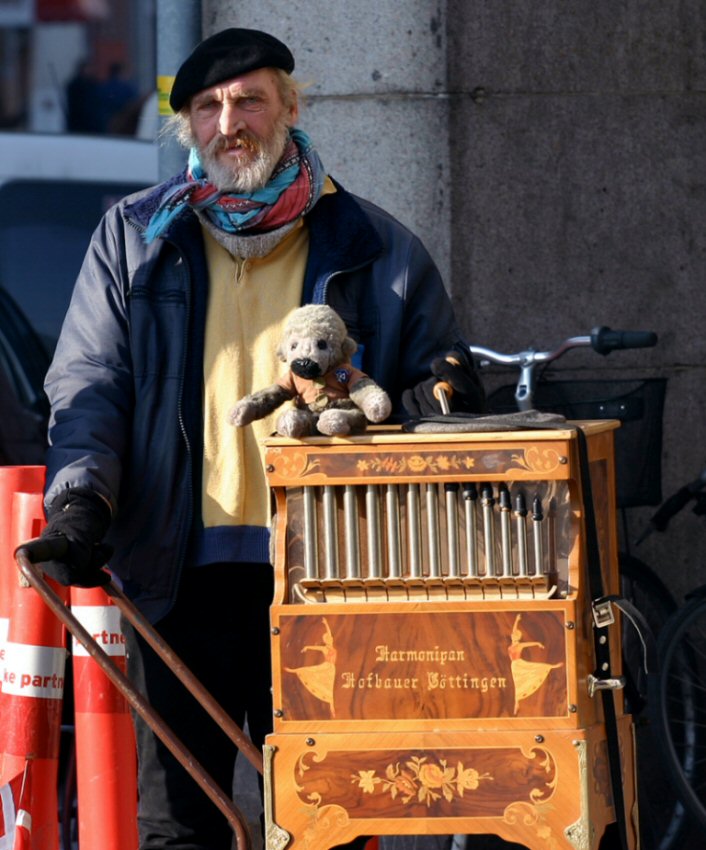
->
[509, 447, 564, 474]
[356, 454, 475, 475]
[352, 756, 493, 807]
[294, 746, 557, 819]
[268, 449, 320, 479]
[267, 444, 570, 484]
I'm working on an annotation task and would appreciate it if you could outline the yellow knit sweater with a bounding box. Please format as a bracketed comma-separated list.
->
[200, 222, 308, 529]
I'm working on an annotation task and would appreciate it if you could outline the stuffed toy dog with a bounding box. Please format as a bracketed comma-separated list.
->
[228, 304, 392, 437]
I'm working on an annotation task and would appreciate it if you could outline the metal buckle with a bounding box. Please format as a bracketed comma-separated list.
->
[587, 673, 626, 698]
[592, 598, 615, 628]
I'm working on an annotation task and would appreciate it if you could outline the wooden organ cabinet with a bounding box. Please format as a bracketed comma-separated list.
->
[262, 423, 638, 850]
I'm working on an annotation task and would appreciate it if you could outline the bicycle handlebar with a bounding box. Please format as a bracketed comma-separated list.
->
[636, 466, 706, 543]
[470, 326, 658, 367]
[468, 325, 658, 412]
[591, 326, 658, 355]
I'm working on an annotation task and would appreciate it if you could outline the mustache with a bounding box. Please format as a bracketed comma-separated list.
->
[208, 132, 262, 156]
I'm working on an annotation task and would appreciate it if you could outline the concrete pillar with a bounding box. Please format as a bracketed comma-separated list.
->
[156, 0, 203, 179]
[202, 0, 453, 286]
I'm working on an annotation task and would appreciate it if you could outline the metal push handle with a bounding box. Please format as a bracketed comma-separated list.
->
[15, 547, 258, 850]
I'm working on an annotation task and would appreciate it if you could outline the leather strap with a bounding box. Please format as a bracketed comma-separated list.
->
[575, 426, 630, 850]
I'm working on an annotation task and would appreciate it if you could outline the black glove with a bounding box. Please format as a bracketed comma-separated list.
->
[402, 352, 485, 417]
[22, 487, 113, 587]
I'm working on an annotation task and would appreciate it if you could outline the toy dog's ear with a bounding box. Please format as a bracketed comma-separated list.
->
[342, 336, 357, 360]
[275, 339, 289, 362]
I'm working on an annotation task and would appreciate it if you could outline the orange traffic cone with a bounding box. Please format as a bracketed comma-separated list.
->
[71, 584, 138, 849]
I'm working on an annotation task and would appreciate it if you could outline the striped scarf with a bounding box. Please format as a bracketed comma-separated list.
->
[144, 128, 325, 243]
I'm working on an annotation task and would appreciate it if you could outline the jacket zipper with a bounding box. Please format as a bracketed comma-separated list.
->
[173, 245, 194, 582]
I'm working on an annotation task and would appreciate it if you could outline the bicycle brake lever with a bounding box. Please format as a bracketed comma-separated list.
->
[635, 484, 697, 545]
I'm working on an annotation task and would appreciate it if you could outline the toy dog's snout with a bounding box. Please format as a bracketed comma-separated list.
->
[290, 358, 322, 379]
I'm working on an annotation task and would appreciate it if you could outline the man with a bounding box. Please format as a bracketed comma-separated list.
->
[65, 59, 103, 133]
[99, 61, 138, 132]
[33, 28, 483, 850]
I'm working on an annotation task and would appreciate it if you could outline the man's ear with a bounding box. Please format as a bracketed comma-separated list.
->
[287, 90, 299, 125]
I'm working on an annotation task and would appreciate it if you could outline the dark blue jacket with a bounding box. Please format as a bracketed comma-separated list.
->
[44, 175, 470, 621]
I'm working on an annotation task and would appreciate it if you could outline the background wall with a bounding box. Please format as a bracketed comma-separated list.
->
[445, 1, 706, 611]
[204, 0, 706, 610]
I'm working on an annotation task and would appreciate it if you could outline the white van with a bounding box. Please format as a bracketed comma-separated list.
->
[0, 132, 160, 461]
[0, 132, 159, 346]
[0, 132, 159, 185]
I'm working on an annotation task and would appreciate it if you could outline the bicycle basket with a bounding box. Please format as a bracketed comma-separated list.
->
[486, 378, 667, 509]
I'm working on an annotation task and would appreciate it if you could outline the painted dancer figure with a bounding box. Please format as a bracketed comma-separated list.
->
[508, 614, 563, 714]
[285, 617, 337, 716]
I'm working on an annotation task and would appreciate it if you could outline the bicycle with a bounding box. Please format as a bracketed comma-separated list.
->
[465, 326, 691, 850]
[642, 470, 706, 834]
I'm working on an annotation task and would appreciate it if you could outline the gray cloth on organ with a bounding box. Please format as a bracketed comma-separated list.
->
[402, 409, 567, 433]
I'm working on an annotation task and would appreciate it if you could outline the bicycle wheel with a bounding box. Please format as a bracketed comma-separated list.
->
[620, 554, 676, 712]
[651, 592, 706, 832]
[619, 553, 689, 850]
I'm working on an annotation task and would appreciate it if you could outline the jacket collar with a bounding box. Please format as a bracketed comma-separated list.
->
[124, 169, 189, 233]
[305, 178, 382, 273]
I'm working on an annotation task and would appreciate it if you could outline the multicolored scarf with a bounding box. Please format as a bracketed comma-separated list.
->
[144, 128, 325, 243]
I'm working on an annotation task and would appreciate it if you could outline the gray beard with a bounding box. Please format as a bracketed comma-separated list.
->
[199, 121, 290, 193]
[201, 150, 274, 193]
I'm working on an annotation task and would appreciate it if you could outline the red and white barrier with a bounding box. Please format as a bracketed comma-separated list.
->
[0, 467, 46, 758]
[0, 469, 140, 848]
[1, 489, 65, 850]
[70, 585, 138, 850]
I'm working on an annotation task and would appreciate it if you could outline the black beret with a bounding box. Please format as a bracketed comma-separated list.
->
[169, 28, 295, 112]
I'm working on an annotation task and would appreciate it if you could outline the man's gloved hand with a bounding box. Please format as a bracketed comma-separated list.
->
[23, 487, 113, 587]
[402, 352, 485, 417]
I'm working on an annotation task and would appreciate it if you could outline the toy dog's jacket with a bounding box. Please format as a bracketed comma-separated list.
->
[44, 173, 471, 621]
[279, 363, 368, 411]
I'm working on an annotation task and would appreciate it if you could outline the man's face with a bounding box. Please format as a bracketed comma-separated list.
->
[188, 67, 298, 193]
